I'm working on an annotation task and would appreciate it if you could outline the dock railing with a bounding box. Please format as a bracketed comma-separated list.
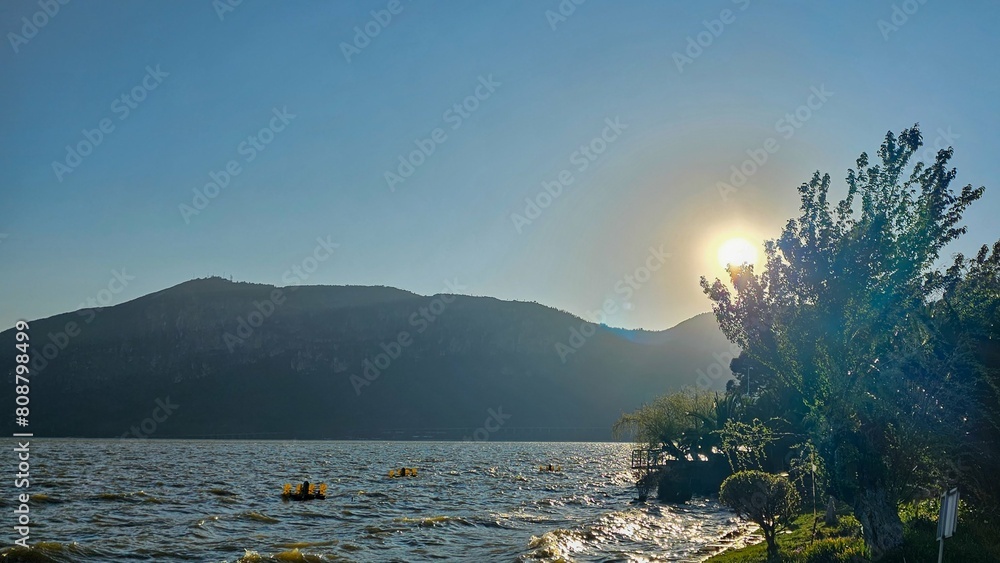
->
[630, 448, 675, 471]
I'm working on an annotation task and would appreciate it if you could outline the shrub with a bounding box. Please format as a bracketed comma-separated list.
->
[799, 538, 866, 562]
[720, 470, 801, 561]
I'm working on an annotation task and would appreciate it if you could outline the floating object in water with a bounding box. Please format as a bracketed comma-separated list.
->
[388, 467, 418, 478]
[281, 481, 327, 500]
[538, 464, 562, 472]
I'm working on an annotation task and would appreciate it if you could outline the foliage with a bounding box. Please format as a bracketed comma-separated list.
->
[927, 242, 1000, 512]
[706, 511, 856, 563]
[718, 418, 777, 471]
[614, 389, 737, 461]
[787, 441, 829, 516]
[883, 505, 1000, 563]
[707, 501, 1000, 562]
[700, 125, 993, 556]
[796, 538, 866, 563]
[720, 471, 801, 560]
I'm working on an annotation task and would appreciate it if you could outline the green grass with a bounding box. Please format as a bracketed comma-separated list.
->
[706, 510, 865, 563]
[706, 502, 1000, 563]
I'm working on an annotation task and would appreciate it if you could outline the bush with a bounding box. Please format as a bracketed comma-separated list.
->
[798, 538, 866, 562]
[720, 471, 801, 561]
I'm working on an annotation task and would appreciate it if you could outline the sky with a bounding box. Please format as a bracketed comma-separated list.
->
[1, 0, 998, 331]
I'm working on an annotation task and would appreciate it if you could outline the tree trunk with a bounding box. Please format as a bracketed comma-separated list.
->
[853, 488, 904, 559]
[762, 524, 779, 561]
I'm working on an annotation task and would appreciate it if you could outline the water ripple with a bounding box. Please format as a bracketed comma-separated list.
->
[0, 440, 746, 562]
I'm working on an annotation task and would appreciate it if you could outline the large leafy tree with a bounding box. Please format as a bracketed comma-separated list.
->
[701, 125, 987, 556]
[928, 242, 1000, 510]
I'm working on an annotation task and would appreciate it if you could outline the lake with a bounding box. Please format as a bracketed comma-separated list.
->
[0, 440, 751, 562]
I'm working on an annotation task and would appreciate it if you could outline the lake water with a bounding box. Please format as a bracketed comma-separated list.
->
[0, 440, 752, 562]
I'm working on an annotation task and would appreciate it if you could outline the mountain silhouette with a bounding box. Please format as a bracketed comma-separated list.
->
[1, 277, 736, 440]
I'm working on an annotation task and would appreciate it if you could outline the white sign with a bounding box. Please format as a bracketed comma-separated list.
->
[937, 487, 959, 541]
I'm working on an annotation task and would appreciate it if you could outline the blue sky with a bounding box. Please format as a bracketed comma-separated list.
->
[1, 0, 998, 330]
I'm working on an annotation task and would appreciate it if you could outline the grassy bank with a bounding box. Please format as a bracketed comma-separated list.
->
[706, 501, 1000, 563]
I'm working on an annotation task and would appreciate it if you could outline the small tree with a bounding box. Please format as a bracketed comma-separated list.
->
[613, 389, 729, 461]
[720, 470, 801, 561]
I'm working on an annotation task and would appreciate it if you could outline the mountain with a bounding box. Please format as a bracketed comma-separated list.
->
[0, 278, 737, 440]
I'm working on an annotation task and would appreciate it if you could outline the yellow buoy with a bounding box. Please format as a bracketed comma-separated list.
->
[281, 482, 327, 499]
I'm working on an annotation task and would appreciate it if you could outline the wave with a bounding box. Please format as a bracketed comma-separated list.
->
[196, 515, 220, 527]
[393, 515, 473, 527]
[0, 541, 104, 563]
[234, 548, 333, 562]
[523, 527, 592, 561]
[196, 511, 281, 527]
[240, 511, 280, 524]
[92, 491, 163, 503]
[520, 505, 749, 562]
[497, 511, 556, 525]
[563, 495, 599, 506]
[275, 541, 339, 549]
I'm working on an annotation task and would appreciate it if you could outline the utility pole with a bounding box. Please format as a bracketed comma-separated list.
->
[745, 366, 753, 397]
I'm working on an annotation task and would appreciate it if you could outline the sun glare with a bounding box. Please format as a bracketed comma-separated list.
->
[717, 237, 758, 270]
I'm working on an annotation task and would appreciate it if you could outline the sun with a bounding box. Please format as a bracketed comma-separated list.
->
[717, 237, 758, 270]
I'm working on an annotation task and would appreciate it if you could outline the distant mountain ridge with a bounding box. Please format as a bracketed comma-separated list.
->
[1, 277, 736, 440]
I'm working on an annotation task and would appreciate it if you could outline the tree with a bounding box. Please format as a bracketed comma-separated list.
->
[718, 418, 776, 472]
[613, 389, 734, 462]
[719, 470, 801, 561]
[929, 242, 1000, 511]
[615, 390, 740, 501]
[701, 125, 986, 556]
